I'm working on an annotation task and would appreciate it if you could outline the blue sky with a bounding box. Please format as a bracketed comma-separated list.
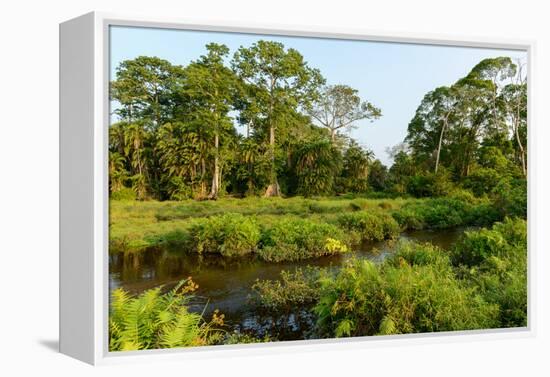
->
[110, 26, 527, 166]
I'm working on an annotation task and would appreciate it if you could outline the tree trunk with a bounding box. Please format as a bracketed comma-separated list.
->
[330, 128, 336, 142]
[434, 115, 450, 174]
[209, 132, 220, 199]
[515, 123, 527, 177]
[200, 158, 207, 198]
[264, 124, 280, 197]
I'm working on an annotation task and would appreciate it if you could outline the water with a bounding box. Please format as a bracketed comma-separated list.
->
[109, 227, 470, 340]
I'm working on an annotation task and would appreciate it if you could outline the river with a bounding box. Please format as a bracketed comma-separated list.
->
[109, 227, 470, 340]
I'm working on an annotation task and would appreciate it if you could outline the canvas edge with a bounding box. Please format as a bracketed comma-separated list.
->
[59, 10, 536, 366]
[59, 11, 97, 365]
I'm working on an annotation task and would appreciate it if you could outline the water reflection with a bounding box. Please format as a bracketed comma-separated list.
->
[109, 227, 471, 340]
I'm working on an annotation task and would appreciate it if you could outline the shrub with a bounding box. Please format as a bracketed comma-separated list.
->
[407, 170, 452, 198]
[491, 177, 527, 219]
[463, 168, 503, 196]
[258, 218, 348, 262]
[384, 241, 451, 271]
[337, 211, 400, 241]
[451, 218, 527, 327]
[314, 256, 499, 338]
[189, 213, 261, 257]
[252, 267, 322, 311]
[391, 197, 497, 230]
[451, 218, 527, 268]
[111, 187, 137, 201]
[109, 279, 224, 351]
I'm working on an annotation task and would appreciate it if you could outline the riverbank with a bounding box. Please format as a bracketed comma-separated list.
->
[109, 193, 501, 261]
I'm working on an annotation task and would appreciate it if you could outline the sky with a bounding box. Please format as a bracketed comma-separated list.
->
[110, 26, 527, 166]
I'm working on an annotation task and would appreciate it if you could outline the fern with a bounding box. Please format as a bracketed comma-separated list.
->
[109, 279, 224, 351]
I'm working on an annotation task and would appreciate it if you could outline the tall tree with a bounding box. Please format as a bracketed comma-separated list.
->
[232, 41, 325, 197]
[308, 84, 381, 142]
[406, 86, 457, 173]
[111, 56, 177, 129]
[185, 43, 238, 199]
[500, 62, 527, 176]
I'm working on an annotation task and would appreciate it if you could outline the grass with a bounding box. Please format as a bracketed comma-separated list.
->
[109, 194, 505, 261]
[109, 195, 411, 255]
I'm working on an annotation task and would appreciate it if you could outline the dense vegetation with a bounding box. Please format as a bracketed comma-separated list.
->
[252, 218, 527, 338]
[109, 43, 526, 202]
[108, 42, 527, 350]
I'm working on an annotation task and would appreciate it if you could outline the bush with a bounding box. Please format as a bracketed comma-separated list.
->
[463, 168, 502, 196]
[314, 256, 499, 338]
[337, 211, 400, 241]
[258, 218, 348, 262]
[451, 218, 527, 327]
[491, 177, 527, 219]
[391, 197, 498, 230]
[189, 213, 261, 257]
[111, 187, 137, 201]
[109, 279, 224, 351]
[407, 170, 452, 198]
[252, 267, 322, 311]
[451, 218, 527, 268]
[384, 241, 451, 270]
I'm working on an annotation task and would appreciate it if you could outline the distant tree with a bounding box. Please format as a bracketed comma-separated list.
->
[294, 139, 341, 196]
[308, 84, 381, 142]
[406, 86, 457, 173]
[367, 159, 388, 192]
[110, 56, 178, 128]
[340, 141, 374, 193]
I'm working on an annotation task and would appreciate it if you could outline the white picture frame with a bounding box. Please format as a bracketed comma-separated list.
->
[59, 11, 536, 365]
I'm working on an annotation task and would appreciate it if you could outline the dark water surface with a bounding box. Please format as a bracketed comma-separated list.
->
[109, 227, 470, 340]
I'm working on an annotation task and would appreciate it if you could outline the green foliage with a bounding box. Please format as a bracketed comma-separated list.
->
[315, 253, 499, 338]
[491, 177, 527, 219]
[259, 218, 348, 262]
[224, 332, 271, 345]
[392, 197, 500, 230]
[188, 213, 261, 257]
[109, 279, 223, 351]
[336, 211, 400, 241]
[294, 139, 341, 196]
[252, 267, 322, 311]
[452, 218, 527, 327]
[111, 187, 137, 201]
[406, 169, 453, 198]
[339, 141, 374, 193]
[463, 168, 503, 196]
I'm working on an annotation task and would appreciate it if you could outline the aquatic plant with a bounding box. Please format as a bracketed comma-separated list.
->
[252, 267, 323, 311]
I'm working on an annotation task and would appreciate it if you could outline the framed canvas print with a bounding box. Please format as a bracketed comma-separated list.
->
[59, 12, 534, 365]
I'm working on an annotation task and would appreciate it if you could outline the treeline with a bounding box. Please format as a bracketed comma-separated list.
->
[109, 41, 526, 201]
[397, 56, 527, 199]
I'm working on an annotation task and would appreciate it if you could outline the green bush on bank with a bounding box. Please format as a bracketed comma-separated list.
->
[314, 252, 499, 338]
[451, 217, 527, 327]
[188, 213, 261, 257]
[336, 211, 400, 241]
[391, 197, 500, 230]
[258, 218, 349, 262]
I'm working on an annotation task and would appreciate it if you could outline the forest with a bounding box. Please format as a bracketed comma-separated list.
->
[108, 40, 527, 351]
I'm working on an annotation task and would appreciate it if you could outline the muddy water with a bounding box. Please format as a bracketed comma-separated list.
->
[109, 227, 470, 340]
